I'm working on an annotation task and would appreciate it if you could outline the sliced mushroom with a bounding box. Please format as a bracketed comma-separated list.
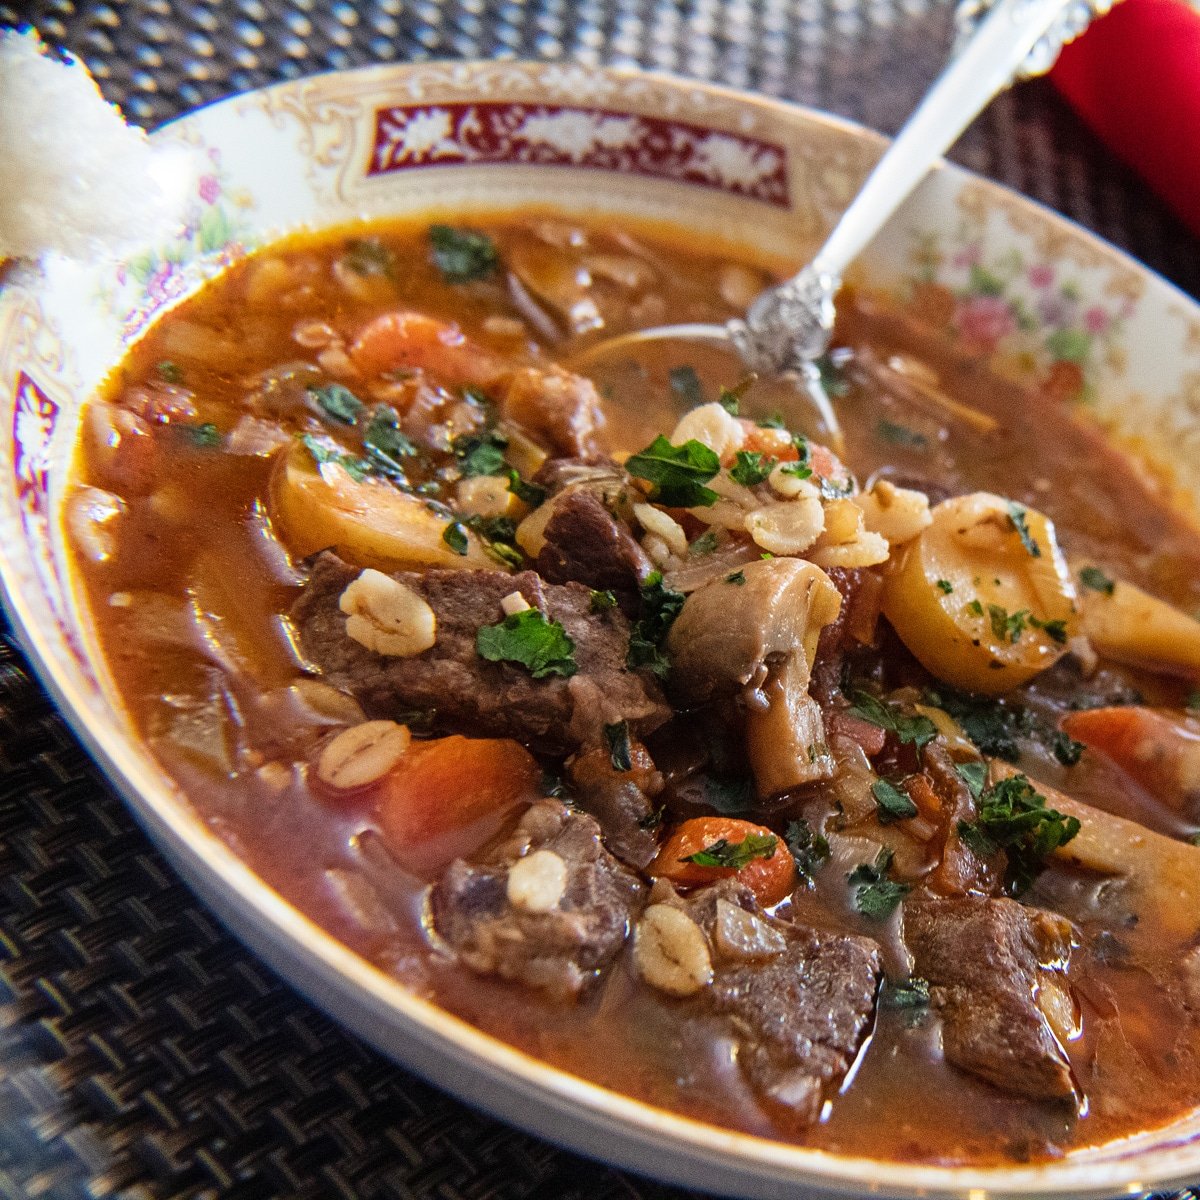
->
[665, 557, 843, 798]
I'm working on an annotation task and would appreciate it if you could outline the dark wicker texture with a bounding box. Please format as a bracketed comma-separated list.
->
[1, 1, 1199, 1197]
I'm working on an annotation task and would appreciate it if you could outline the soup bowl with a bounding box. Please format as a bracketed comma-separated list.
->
[2, 60, 1200, 1200]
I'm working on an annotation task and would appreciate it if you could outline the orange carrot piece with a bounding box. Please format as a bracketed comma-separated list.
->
[651, 816, 797, 907]
[349, 310, 509, 389]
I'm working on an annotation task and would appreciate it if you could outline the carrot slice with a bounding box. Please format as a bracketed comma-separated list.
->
[374, 734, 540, 848]
[349, 310, 509, 388]
[1062, 706, 1200, 814]
[651, 816, 797, 907]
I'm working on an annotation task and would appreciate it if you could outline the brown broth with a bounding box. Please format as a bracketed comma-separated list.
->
[69, 215, 1200, 1166]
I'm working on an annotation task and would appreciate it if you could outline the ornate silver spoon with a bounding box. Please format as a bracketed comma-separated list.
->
[574, 0, 1114, 443]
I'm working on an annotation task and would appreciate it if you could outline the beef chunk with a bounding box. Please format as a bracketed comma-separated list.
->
[293, 553, 670, 755]
[432, 800, 644, 1001]
[536, 489, 653, 614]
[500, 365, 604, 457]
[656, 881, 882, 1128]
[903, 896, 1076, 1099]
[810, 567, 882, 706]
[567, 740, 663, 869]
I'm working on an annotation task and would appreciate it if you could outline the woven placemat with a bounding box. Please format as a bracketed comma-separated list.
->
[2, 2, 1199, 1197]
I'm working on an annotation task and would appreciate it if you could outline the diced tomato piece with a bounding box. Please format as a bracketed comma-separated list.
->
[651, 816, 797, 907]
[737, 422, 851, 487]
[374, 735, 540, 849]
[349, 310, 509, 389]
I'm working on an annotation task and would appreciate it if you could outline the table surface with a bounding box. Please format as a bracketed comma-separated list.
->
[3, 3, 1200, 1198]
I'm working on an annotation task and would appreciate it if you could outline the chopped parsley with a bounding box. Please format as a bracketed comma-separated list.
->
[957, 773, 1081, 895]
[1079, 566, 1115, 596]
[682, 832, 779, 870]
[507, 468, 546, 508]
[300, 433, 372, 482]
[848, 691, 938, 752]
[954, 759, 988, 800]
[988, 603, 1029, 645]
[1029, 614, 1069, 644]
[624, 435, 720, 508]
[476, 608, 577, 678]
[872, 778, 918, 823]
[758, 412, 787, 430]
[463, 514, 524, 568]
[309, 382, 366, 426]
[638, 806, 666, 831]
[604, 720, 633, 772]
[936, 579, 954, 594]
[626, 571, 686, 679]
[730, 450, 775, 487]
[929, 688, 1083, 766]
[668, 365, 704, 407]
[725, 570, 747, 586]
[1052, 730, 1085, 766]
[589, 588, 618, 613]
[1190, 832, 1200, 847]
[876, 419, 928, 449]
[966, 599, 985, 617]
[178, 422, 221, 449]
[452, 429, 508, 477]
[688, 528, 720, 557]
[343, 236, 397, 278]
[429, 224, 499, 282]
[718, 373, 757, 415]
[780, 460, 814, 480]
[1187, 690, 1200, 713]
[364, 404, 418, 479]
[1008, 503, 1042, 558]
[156, 360, 184, 384]
[886, 976, 931, 1009]
[785, 819, 831, 881]
[442, 521, 469, 556]
[848, 846, 910, 919]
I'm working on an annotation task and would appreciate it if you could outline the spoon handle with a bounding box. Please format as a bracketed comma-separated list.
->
[811, 0, 1091, 279]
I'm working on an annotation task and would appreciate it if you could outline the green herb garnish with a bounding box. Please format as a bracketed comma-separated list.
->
[476, 608, 577, 678]
[627, 570, 686, 679]
[300, 433, 371, 481]
[936, 579, 954, 594]
[848, 846, 910, 919]
[730, 450, 775, 487]
[682, 832, 779, 870]
[966, 599, 985, 617]
[1029, 614, 1069, 644]
[363, 404, 418, 479]
[156, 360, 184, 384]
[179, 422, 221, 449]
[688, 528, 720, 557]
[1079, 566, 1115, 596]
[785, 818, 831, 881]
[309, 382, 366, 426]
[957, 773, 1080, 894]
[887, 976, 931, 1009]
[624, 435, 720, 508]
[988, 604, 1029, 645]
[442, 521, 469, 555]
[1008, 503, 1042, 558]
[1052, 731, 1085, 766]
[717, 373, 757, 416]
[507, 468, 546, 507]
[848, 691, 938, 752]
[872, 778, 918, 823]
[669, 365, 704, 407]
[453, 429, 508, 477]
[429, 224, 498, 282]
[343, 236, 397, 278]
[589, 589, 618, 613]
[725, 570, 746, 585]
[954, 760, 988, 800]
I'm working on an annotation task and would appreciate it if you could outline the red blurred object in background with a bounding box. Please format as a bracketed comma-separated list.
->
[1049, 0, 1200, 238]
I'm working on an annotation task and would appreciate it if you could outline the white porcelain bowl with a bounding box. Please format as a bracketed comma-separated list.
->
[2, 61, 1199, 1200]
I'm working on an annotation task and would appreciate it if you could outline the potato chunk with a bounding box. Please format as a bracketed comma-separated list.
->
[882, 493, 1077, 694]
[269, 439, 497, 572]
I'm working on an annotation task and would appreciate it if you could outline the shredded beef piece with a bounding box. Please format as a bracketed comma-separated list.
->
[293, 552, 670, 755]
[568, 740, 663, 869]
[500, 365, 605, 457]
[431, 800, 645, 1001]
[536, 489, 653, 615]
[662, 880, 882, 1129]
[904, 896, 1077, 1099]
[811, 567, 881, 706]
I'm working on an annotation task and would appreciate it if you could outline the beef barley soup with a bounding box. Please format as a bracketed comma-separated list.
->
[67, 213, 1200, 1165]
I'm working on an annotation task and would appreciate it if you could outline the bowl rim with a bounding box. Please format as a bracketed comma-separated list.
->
[3, 58, 1199, 1200]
